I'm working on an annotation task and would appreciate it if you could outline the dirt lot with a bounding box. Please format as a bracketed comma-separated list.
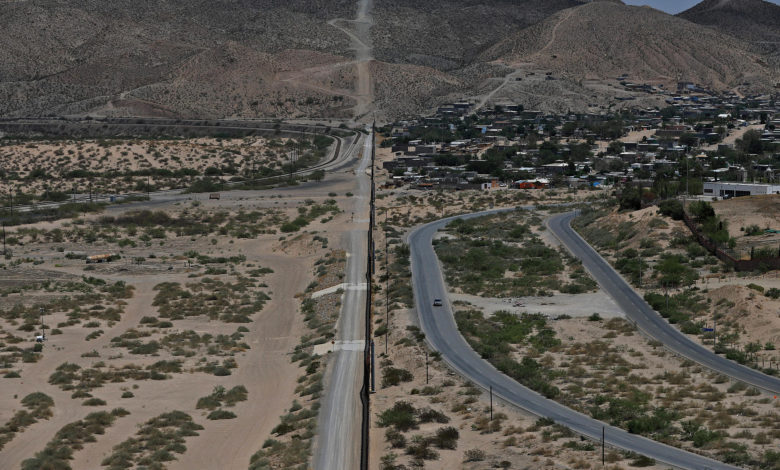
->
[711, 194, 780, 259]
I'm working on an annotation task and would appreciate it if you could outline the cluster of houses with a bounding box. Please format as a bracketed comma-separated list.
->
[380, 88, 780, 194]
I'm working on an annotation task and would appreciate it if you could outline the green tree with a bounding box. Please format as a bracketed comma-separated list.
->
[607, 141, 624, 154]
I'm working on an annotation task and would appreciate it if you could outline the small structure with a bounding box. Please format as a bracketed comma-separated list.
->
[209, 193, 221, 200]
[86, 253, 118, 264]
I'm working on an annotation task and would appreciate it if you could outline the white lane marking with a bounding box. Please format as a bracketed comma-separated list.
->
[312, 340, 366, 355]
[310, 283, 368, 298]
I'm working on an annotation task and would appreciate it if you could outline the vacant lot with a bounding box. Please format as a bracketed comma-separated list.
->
[0, 134, 333, 203]
[0, 170, 355, 469]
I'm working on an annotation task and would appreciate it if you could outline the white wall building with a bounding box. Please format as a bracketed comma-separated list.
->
[703, 182, 780, 198]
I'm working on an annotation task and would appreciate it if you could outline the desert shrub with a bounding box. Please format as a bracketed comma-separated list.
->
[406, 436, 438, 460]
[464, 448, 486, 462]
[628, 453, 655, 467]
[207, 409, 236, 420]
[381, 367, 413, 387]
[21, 392, 53, 410]
[658, 199, 684, 220]
[377, 401, 418, 432]
[82, 398, 107, 406]
[417, 408, 449, 424]
[385, 429, 406, 448]
[432, 426, 459, 449]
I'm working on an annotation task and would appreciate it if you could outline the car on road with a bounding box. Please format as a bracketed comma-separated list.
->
[432, 298, 443, 306]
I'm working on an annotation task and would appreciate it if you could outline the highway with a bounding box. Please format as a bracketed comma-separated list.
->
[409, 208, 741, 470]
[547, 211, 780, 393]
[312, 131, 372, 470]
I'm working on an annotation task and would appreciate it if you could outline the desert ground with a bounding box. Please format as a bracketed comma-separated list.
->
[370, 163, 780, 469]
[0, 139, 364, 469]
[0, 135, 317, 200]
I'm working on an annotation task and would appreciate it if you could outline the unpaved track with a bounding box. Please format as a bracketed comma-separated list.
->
[329, 0, 374, 122]
[313, 132, 371, 470]
[169, 254, 310, 470]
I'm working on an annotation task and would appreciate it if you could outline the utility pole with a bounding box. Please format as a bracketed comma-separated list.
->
[425, 350, 429, 384]
[147, 175, 151, 199]
[489, 386, 493, 421]
[602, 427, 606, 467]
[385, 231, 389, 355]
[713, 317, 717, 348]
[40, 307, 45, 340]
[2, 223, 5, 256]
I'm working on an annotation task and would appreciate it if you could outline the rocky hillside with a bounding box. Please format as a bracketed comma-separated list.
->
[370, 0, 581, 70]
[484, 1, 777, 91]
[0, 0, 356, 118]
[0, 0, 777, 121]
[678, 0, 780, 63]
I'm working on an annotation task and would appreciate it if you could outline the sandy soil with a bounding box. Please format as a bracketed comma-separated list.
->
[712, 194, 780, 257]
[0, 167, 360, 468]
[450, 291, 624, 319]
[0, 136, 297, 196]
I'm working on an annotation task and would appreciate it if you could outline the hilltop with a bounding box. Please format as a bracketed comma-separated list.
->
[0, 0, 357, 119]
[678, 0, 780, 63]
[370, 0, 582, 70]
[484, 1, 777, 92]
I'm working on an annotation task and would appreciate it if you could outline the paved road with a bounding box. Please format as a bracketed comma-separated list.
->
[548, 211, 780, 393]
[313, 131, 372, 470]
[409, 209, 740, 470]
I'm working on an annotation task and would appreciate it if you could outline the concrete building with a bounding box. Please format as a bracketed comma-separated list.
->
[703, 182, 780, 198]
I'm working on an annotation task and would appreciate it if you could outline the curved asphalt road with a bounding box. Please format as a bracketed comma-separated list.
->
[548, 212, 780, 394]
[409, 208, 740, 470]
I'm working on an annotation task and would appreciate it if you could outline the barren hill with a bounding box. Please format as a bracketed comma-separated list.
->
[678, 0, 780, 63]
[484, 1, 777, 91]
[370, 0, 581, 70]
[0, 0, 357, 119]
[0, 0, 777, 121]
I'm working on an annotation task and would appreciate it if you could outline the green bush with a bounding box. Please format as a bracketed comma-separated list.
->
[82, 398, 107, 406]
[377, 401, 418, 431]
[432, 426, 459, 449]
[385, 429, 406, 448]
[381, 367, 413, 387]
[658, 199, 684, 220]
[207, 409, 236, 420]
[417, 408, 449, 424]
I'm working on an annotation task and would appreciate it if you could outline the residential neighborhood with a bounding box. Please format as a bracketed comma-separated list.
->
[379, 88, 779, 197]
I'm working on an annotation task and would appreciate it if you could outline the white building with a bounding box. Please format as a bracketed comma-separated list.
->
[703, 182, 780, 198]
